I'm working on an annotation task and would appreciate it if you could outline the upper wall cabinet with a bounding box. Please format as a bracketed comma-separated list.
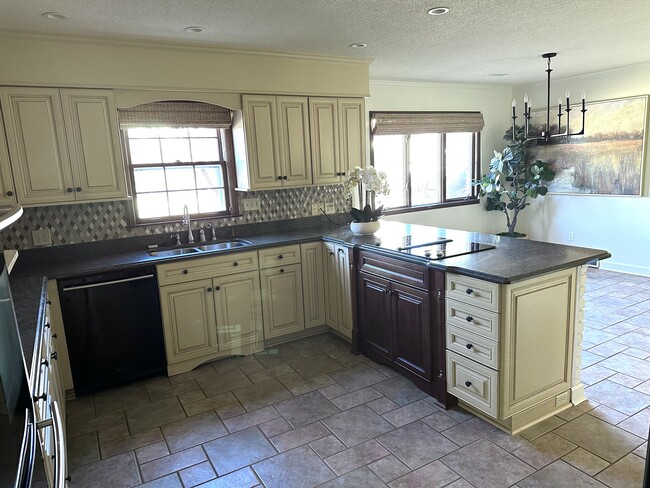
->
[0, 87, 127, 206]
[0, 115, 16, 207]
[237, 95, 311, 190]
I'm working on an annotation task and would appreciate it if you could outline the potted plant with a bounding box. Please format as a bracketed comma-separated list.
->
[344, 166, 390, 235]
[475, 126, 555, 238]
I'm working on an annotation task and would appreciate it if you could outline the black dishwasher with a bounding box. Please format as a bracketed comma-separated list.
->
[58, 266, 166, 395]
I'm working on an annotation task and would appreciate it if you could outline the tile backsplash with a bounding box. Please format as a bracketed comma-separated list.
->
[1, 186, 349, 250]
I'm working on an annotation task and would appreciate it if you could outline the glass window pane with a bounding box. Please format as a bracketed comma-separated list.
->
[129, 139, 161, 165]
[158, 127, 188, 138]
[446, 132, 474, 199]
[161, 139, 191, 163]
[168, 191, 198, 216]
[373, 135, 406, 208]
[128, 128, 159, 138]
[196, 165, 224, 189]
[166, 166, 196, 191]
[134, 167, 167, 193]
[198, 189, 226, 213]
[191, 138, 220, 162]
[410, 133, 441, 206]
[137, 192, 169, 219]
[188, 128, 218, 137]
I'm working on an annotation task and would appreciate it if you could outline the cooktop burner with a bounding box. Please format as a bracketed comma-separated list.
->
[394, 238, 495, 260]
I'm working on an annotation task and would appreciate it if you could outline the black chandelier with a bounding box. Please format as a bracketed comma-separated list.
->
[512, 52, 587, 142]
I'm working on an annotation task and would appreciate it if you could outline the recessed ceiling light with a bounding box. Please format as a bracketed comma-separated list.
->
[184, 26, 205, 33]
[42, 12, 67, 20]
[349, 43, 367, 49]
[489, 73, 509, 77]
[427, 7, 450, 16]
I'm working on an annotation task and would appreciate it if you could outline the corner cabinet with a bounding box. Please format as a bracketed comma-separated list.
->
[324, 242, 354, 339]
[301, 242, 327, 329]
[0, 87, 127, 206]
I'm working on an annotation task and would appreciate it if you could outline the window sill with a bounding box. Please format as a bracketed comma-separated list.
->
[382, 198, 479, 216]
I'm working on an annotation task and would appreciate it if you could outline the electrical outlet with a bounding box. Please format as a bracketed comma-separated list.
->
[325, 202, 336, 214]
[568, 232, 574, 242]
[242, 198, 260, 211]
[32, 229, 52, 246]
[555, 391, 570, 407]
[311, 204, 320, 216]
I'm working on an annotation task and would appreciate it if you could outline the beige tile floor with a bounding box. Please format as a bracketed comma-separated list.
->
[65, 268, 650, 487]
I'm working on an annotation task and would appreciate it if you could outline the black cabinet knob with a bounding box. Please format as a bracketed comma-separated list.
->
[466, 343, 473, 350]
[66, 188, 73, 193]
[44, 322, 50, 329]
[279, 268, 285, 273]
[52, 333, 57, 339]
[278, 255, 283, 259]
[51, 351, 58, 360]
[75, 187, 82, 192]
[277, 176, 282, 180]
[464, 381, 472, 387]
[33, 393, 47, 402]
[466, 288, 474, 295]
[341, 171, 346, 176]
[338, 248, 344, 253]
[233, 261, 238, 267]
[466, 316, 474, 322]
[215, 286, 221, 291]
[282, 176, 288, 180]
[182, 269, 189, 274]
[46, 300, 52, 305]
[329, 251, 334, 256]
[385, 288, 390, 294]
[6, 190, 13, 196]
[207, 287, 212, 292]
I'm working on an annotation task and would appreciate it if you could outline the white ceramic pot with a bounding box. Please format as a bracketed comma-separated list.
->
[350, 221, 380, 235]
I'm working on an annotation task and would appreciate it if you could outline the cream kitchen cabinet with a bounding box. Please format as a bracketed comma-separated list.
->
[310, 97, 365, 185]
[0, 87, 127, 206]
[237, 95, 311, 190]
[157, 251, 264, 375]
[323, 241, 353, 339]
[259, 245, 305, 339]
[301, 242, 326, 328]
[445, 268, 578, 434]
[0, 124, 16, 206]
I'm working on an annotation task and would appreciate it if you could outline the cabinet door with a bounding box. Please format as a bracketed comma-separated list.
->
[242, 95, 282, 189]
[338, 98, 366, 177]
[213, 271, 263, 352]
[323, 242, 339, 329]
[358, 271, 391, 360]
[276, 96, 312, 187]
[301, 242, 326, 328]
[260, 263, 305, 339]
[0, 87, 75, 205]
[310, 98, 340, 185]
[159, 279, 218, 364]
[61, 89, 127, 201]
[391, 282, 431, 380]
[336, 245, 354, 339]
[0, 123, 16, 206]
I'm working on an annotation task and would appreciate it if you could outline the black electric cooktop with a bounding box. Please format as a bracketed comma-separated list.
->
[390, 236, 496, 261]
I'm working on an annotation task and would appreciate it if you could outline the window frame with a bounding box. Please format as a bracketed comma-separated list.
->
[369, 111, 481, 215]
[121, 126, 240, 226]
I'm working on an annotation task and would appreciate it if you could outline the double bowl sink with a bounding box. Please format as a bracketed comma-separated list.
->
[146, 239, 252, 258]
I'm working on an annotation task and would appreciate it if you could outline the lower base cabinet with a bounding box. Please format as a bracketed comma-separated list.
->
[260, 263, 305, 339]
[324, 242, 353, 339]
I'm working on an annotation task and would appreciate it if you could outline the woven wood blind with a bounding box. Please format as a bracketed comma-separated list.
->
[118, 101, 232, 129]
[371, 111, 485, 135]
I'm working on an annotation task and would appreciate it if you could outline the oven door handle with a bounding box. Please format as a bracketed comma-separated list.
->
[14, 409, 36, 488]
[61, 274, 154, 291]
[51, 400, 67, 488]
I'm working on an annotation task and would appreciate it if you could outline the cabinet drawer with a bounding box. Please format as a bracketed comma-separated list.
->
[446, 299, 500, 341]
[157, 251, 259, 285]
[447, 351, 498, 418]
[446, 273, 500, 312]
[258, 245, 301, 269]
[446, 325, 499, 370]
[359, 250, 428, 290]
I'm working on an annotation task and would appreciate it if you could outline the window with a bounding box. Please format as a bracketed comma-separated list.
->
[119, 101, 238, 224]
[370, 111, 483, 213]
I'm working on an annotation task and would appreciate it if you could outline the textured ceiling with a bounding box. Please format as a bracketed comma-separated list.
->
[1, 0, 650, 85]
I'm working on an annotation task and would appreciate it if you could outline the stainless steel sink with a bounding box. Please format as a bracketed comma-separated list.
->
[197, 239, 251, 252]
[147, 247, 201, 257]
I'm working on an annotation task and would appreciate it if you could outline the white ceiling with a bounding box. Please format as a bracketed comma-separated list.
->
[2, 0, 650, 85]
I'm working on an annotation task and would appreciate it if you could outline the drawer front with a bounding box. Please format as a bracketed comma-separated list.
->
[446, 273, 500, 311]
[358, 250, 428, 290]
[157, 251, 259, 285]
[447, 351, 498, 418]
[446, 325, 499, 370]
[258, 245, 301, 269]
[446, 299, 500, 341]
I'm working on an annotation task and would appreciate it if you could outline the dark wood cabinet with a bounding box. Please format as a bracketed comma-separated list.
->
[356, 250, 455, 408]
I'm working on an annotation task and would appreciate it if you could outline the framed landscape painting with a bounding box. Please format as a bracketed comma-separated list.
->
[527, 96, 647, 195]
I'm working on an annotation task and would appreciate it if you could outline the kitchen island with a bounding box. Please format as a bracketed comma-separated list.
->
[9, 219, 609, 434]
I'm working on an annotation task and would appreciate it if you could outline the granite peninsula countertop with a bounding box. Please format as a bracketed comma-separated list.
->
[9, 219, 611, 367]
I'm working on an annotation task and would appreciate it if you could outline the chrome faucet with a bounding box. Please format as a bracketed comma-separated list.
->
[209, 222, 217, 241]
[182, 204, 194, 244]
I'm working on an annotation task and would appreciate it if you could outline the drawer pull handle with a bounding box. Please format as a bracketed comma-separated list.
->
[66, 187, 73, 193]
[466, 316, 474, 322]
[51, 352, 58, 360]
[279, 268, 285, 273]
[182, 270, 189, 275]
[6, 190, 13, 196]
[52, 333, 57, 339]
[466, 343, 473, 350]
[278, 255, 283, 259]
[207, 287, 212, 292]
[233, 261, 239, 267]
[466, 288, 474, 295]
[215, 286, 221, 291]
[464, 381, 472, 387]
[75, 187, 82, 192]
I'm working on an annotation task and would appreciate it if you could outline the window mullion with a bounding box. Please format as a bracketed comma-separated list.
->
[440, 134, 447, 203]
[404, 135, 411, 207]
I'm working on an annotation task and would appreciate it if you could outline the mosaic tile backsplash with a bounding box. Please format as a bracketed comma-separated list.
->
[0, 186, 349, 250]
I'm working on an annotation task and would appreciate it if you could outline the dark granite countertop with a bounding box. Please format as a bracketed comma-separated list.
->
[9, 218, 610, 368]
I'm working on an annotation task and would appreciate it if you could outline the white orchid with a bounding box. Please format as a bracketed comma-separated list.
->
[343, 166, 390, 222]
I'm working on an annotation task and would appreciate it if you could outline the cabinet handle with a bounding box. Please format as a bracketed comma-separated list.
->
[233, 261, 238, 267]
[44, 322, 50, 329]
[465, 343, 473, 350]
[466, 316, 474, 322]
[282, 176, 288, 180]
[335, 172, 340, 176]
[46, 300, 52, 305]
[52, 333, 57, 339]
[6, 190, 13, 196]
[385, 288, 390, 294]
[215, 286, 221, 291]
[329, 251, 334, 256]
[464, 381, 472, 387]
[182, 269, 189, 275]
[75, 187, 82, 192]
[338, 248, 344, 253]
[277, 176, 282, 180]
[207, 287, 212, 292]
[66, 188, 73, 193]
[466, 288, 474, 295]
[341, 171, 346, 176]
[279, 268, 285, 273]
[278, 255, 283, 259]
[51, 351, 58, 360]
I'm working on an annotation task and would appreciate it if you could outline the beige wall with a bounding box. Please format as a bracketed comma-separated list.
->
[0, 32, 370, 97]
[514, 62, 650, 276]
[366, 80, 512, 234]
